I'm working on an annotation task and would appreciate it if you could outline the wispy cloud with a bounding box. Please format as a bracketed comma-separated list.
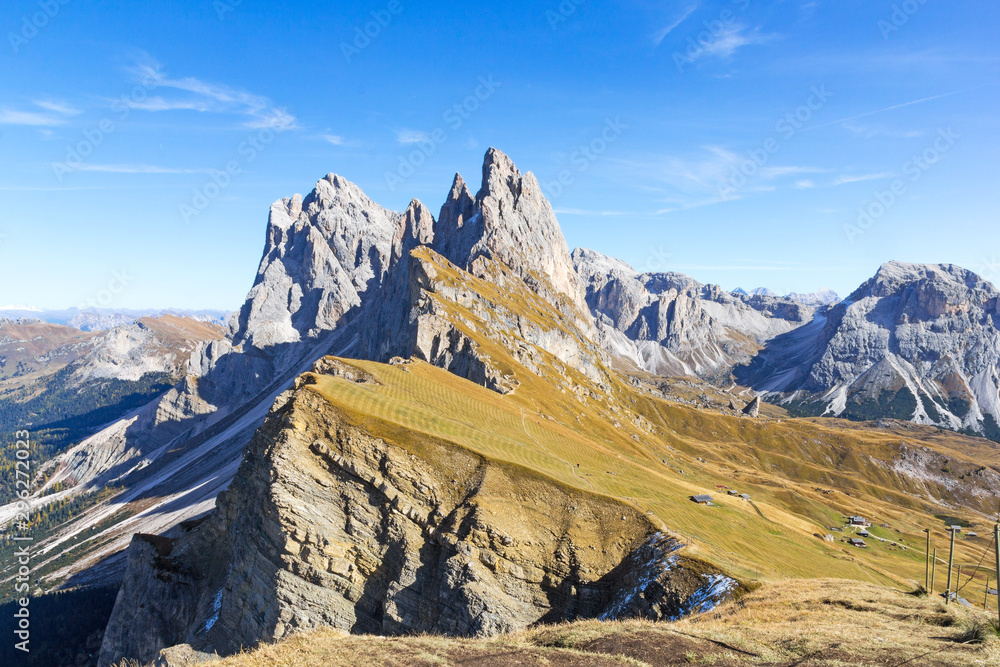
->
[124, 97, 214, 112]
[795, 180, 816, 189]
[0, 109, 65, 126]
[320, 134, 346, 146]
[33, 100, 81, 116]
[685, 23, 774, 62]
[611, 147, 823, 208]
[653, 4, 698, 46]
[831, 172, 894, 186]
[553, 208, 634, 216]
[72, 164, 211, 174]
[126, 59, 297, 130]
[397, 129, 430, 144]
[842, 123, 925, 139]
[707, 24, 762, 58]
[759, 166, 827, 179]
[0, 100, 80, 126]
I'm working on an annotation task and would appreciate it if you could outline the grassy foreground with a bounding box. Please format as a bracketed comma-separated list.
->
[148, 579, 1000, 666]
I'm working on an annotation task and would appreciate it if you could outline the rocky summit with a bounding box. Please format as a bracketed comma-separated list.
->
[737, 261, 1000, 438]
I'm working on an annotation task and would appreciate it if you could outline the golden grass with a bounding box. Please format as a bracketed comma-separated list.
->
[175, 579, 999, 666]
[309, 354, 1000, 602]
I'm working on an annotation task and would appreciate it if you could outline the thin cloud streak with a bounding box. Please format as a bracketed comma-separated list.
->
[397, 129, 430, 144]
[653, 4, 698, 46]
[831, 172, 894, 186]
[805, 85, 991, 133]
[73, 164, 213, 174]
[0, 100, 81, 126]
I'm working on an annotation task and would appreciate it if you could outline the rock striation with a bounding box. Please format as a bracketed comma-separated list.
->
[98, 359, 738, 666]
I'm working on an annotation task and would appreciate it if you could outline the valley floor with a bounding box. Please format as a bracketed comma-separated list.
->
[146, 579, 999, 667]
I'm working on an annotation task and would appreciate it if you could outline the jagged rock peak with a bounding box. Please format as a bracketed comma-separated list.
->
[439, 172, 476, 230]
[460, 147, 591, 318]
[231, 173, 402, 350]
[394, 199, 435, 259]
[476, 147, 521, 202]
[433, 173, 479, 264]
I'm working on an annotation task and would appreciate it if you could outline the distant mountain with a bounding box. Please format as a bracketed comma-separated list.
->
[0, 315, 226, 390]
[786, 288, 840, 307]
[574, 249, 815, 379]
[730, 287, 840, 307]
[736, 262, 1000, 439]
[0, 307, 232, 331]
[0, 315, 227, 505]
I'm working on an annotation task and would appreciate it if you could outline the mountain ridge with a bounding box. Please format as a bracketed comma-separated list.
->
[3, 148, 1000, 667]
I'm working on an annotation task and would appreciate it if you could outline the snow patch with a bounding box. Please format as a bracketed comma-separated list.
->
[202, 588, 224, 633]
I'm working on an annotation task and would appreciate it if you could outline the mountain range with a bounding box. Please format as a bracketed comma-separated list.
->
[2, 149, 999, 667]
[0, 308, 231, 332]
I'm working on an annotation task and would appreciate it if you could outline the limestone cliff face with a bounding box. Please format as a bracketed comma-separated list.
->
[739, 262, 1000, 436]
[231, 177, 403, 350]
[98, 360, 738, 666]
[436, 149, 593, 330]
[362, 245, 609, 394]
[573, 248, 815, 379]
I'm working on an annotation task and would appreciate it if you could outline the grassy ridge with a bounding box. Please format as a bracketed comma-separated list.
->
[308, 354, 1000, 602]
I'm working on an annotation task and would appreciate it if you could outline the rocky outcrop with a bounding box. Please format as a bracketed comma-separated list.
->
[437, 149, 593, 329]
[230, 179, 403, 351]
[573, 248, 816, 379]
[372, 246, 608, 393]
[739, 262, 1000, 437]
[742, 396, 761, 418]
[11, 149, 612, 593]
[98, 362, 738, 666]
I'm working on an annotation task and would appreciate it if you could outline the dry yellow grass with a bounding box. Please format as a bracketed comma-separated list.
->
[310, 355, 1000, 603]
[167, 579, 999, 666]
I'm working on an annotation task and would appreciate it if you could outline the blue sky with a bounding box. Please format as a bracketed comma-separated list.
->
[1, 0, 998, 310]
